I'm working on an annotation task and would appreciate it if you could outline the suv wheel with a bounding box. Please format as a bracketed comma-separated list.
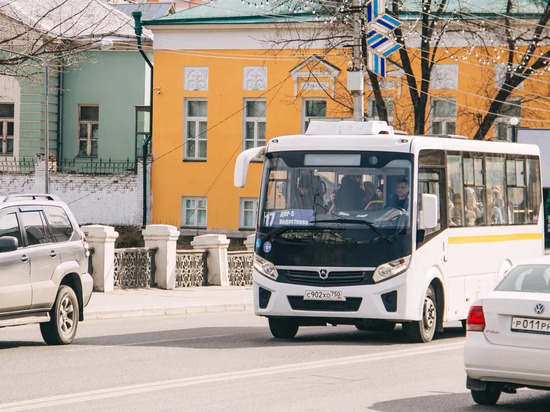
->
[40, 286, 79, 345]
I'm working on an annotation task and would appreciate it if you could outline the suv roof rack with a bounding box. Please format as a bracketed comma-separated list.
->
[3, 194, 62, 202]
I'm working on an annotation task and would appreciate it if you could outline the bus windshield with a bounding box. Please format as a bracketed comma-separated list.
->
[257, 151, 413, 266]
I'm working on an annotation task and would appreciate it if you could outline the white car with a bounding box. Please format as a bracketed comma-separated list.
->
[464, 256, 550, 405]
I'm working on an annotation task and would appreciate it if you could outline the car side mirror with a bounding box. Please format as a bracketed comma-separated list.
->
[0, 236, 18, 253]
[419, 194, 438, 230]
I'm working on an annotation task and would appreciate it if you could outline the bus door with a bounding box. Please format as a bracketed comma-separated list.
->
[416, 167, 451, 312]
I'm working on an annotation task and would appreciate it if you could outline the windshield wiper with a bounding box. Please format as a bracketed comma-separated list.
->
[313, 217, 394, 244]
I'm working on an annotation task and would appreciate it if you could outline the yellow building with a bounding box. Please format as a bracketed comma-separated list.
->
[144, 1, 550, 233]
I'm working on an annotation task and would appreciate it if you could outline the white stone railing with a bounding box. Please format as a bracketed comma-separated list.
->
[83, 224, 255, 292]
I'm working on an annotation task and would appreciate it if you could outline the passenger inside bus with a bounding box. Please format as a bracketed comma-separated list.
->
[465, 187, 484, 226]
[333, 175, 367, 211]
[449, 193, 463, 226]
[387, 178, 410, 210]
[291, 174, 327, 214]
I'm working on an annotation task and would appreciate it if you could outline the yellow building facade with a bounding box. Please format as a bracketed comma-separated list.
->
[145, 2, 550, 232]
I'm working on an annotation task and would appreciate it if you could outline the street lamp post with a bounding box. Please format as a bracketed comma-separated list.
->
[132, 11, 154, 227]
[0, 40, 112, 193]
[509, 116, 519, 143]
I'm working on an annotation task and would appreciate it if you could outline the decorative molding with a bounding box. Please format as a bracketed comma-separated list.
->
[431, 64, 458, 89]
[243, 66, 267, 90]
[301, 81, 329, 91]
[184, 67, 208, 91]
[290, 55, 340, 98]
[367, 80, 395, 90]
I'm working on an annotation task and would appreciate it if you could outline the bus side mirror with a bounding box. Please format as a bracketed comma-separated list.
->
[419, 193, 438, 229]
[234, 146, 266, 188]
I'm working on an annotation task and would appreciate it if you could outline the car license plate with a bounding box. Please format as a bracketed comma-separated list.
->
[304, 290, 344, 301]
[511, 317, 550, 334]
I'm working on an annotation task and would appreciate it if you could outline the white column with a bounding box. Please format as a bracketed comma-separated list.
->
[142, 224, 180, 290]
[244, 234, 256, 252]
[82, 225, 119, 292]
[191, 234, 230, 286]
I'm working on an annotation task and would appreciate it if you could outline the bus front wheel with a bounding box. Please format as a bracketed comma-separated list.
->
[403, 285, 437, 343]
[268, 317, 299, 339]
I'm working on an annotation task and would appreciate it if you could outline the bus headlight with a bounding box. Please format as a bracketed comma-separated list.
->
[254, 254, 278, 280]
[373, 256, 410, 283]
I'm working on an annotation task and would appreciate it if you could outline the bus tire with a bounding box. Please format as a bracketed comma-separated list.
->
[403, 285, 437, 343]
[268, 317, 299, 339]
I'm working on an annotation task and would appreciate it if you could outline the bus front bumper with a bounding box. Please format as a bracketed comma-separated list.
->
[252, 270, 416, 322]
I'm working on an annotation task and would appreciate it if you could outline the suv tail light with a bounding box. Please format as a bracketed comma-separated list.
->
[80, 230, 90, 257]
[466, 305, 485, 332]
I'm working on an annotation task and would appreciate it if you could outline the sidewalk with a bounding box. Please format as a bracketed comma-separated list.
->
[84, 286, 254, 320]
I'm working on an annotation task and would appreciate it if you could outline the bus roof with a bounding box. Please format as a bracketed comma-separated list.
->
[265, 121, 540, 157]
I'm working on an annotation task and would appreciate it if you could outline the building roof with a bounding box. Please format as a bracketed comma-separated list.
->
[144, 0, 321, 25]
[144, 0, 547, 26]
[115, 3, 174, 21]
[0, 0, 152, 41]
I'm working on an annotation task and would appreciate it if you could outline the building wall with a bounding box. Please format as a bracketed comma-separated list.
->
[150, 48, 348, 230]
[61, 51, 151, 162]
[149, 28, 550, 231]
[0, 159, 150, 225]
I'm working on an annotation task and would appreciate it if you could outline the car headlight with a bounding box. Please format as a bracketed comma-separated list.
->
[373, 256, 410, 283]
[254, 254, 278, 280]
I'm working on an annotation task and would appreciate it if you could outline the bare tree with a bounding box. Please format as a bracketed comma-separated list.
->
[0, 0, 138, 81]
[267, 0, 550, 137]
[472, 0, 550, 139]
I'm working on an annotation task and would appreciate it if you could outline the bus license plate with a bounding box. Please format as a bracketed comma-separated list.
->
[511, 317, 550, 334]
[304, 290, 344, 301]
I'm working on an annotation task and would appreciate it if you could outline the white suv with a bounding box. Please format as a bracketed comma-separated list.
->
[0, 194, 92, 344]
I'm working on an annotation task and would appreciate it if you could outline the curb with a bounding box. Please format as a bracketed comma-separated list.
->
[84, 303, 254, 321]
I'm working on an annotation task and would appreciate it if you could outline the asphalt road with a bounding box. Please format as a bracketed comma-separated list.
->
[0, 312, 549, 411]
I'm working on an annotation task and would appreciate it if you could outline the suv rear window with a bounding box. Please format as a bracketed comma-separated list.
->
[44, 206, 73, 242]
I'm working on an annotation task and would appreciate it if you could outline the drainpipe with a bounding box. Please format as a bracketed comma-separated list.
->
[132, 11, 154, 227]
[56, 69, 63, 170]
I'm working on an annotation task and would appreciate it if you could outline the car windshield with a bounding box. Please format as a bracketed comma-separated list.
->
[496, 264, 550, 293]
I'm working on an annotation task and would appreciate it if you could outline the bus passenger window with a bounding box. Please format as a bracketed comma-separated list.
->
[485, 155, 506, 225]
[527, 157, 541, 224]
[447, 154, 463, 227]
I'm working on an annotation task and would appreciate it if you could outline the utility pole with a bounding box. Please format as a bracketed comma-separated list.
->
[348, 0, 365, 121]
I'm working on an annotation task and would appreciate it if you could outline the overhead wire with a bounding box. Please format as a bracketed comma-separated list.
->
[62, 0, 550, 209]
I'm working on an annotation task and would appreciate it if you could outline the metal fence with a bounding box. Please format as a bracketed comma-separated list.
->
[0, 157, 36, 173]
[175, 250, 207, 287]
[58, 158, 137, 174]
[228, 251, 253, 286]
[114, 247, 157, 288]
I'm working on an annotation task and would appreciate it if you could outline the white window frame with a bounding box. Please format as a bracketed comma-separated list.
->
[494, 99, 522, 142]
[430, 98, 456, 135]
[367, 97, 394, 124]
[302, 98, 327, 133]
[78, 105, 99, 157]
[184, 99, 208, 160]
[0, 103, 14, 156]
[242, 99, 266, 151]
[239, 197, 258, 229]
[181, 197, 207, 228]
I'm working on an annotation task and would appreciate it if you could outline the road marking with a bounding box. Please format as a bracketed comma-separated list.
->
[65, 333, 237, 352]
[0, 341, 463, 410]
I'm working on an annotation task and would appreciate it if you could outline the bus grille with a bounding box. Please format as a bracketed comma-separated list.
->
[278, 269, 374, 286]
[288, 296, 362, 312]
